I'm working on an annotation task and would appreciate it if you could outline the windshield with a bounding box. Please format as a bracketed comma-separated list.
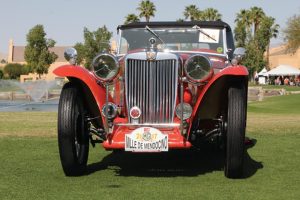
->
[118, 27, 225, 55]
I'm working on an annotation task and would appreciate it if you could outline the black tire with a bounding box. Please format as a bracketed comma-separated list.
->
[224, 85, 246, 178]
[58, 82, 89, 176]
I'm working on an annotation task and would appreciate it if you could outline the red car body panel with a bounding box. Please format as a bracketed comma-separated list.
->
[192, 65, 248, 119]
[53, 65, 109, 125]
[53, 65, 107, 107]
[54, 63, 247, 150]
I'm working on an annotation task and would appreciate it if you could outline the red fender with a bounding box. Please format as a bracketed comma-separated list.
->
[53, 65, 106, 113]
[188, 65, 248, 133]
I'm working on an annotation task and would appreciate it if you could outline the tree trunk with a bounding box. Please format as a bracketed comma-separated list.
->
[266, 43, 270, 70]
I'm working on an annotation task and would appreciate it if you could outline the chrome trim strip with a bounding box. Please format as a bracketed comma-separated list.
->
[117, 29, 122, 55]
[125, 52, 180, 60]
[170, 51, 227, 58]
[180, 80, 184, 135]
[118, 51, 227, 58]
[104, 84, 109, 134]
[114, 123, 180, 128]
[222, 28, 229, 60]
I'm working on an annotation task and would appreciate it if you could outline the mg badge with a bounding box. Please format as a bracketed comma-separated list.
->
[146, 50, 157, 61]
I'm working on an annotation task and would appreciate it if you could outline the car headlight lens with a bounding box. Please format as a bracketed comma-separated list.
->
[175, 103, 192, 120]
[101, 102, 118, 119]
[92, 53, 119, 81]
[184, 55, 213, 83]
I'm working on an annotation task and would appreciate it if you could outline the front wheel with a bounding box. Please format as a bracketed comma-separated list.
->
[58, 82, 89, 176]
[224, 84, 246, 178]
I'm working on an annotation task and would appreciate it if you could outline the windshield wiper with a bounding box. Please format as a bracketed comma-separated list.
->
[192, 25, 216, 41]
[145, 25, 165, 45]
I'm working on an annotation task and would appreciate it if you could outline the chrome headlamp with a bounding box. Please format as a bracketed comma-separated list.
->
[175, 103, 192, 120]
[92, 53, 119, 81]
[184, 55, 213, 83]
[101, 102, 118, 119]
[64, 48, 77, 65]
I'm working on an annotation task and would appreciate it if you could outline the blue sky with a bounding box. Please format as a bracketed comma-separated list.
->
[0, 0, 299, 53]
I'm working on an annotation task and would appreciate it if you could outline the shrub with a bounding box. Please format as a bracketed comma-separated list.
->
[22, 64, 34, 74]
[0, 69, 3, 79]
[3, 63, 25, 79]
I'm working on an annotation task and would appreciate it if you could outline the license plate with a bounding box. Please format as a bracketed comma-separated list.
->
[125, 127, 168, 152]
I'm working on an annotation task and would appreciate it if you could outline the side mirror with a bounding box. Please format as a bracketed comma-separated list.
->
[232, 47, 246, 65]
[64, 48, 78, 65]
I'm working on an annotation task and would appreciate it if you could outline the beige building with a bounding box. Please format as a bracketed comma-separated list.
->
[6, 39, 117, 82]
[7, 39, 70, 82]
[268, 45, 300, 69]
[5, 39, 300, 81]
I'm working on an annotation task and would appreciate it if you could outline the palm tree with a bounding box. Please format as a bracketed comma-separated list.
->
[235, 9, 251, 31]
[234, 9, 252, 46]
[176, 18, 185, 22]
[196, 10, 204, 21]
[264, 17, 279, 69]
[201, 8, 222, 21]
[234, 21, 247, 47]
[137, 0, 156, 22]
[183, 5, 199, 21]
[124, 14, 140, 25]
[249, 6, 265, 36]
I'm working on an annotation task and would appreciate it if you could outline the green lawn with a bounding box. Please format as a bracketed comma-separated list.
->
[0, 94, 300, 199]
[248, 94, 300, 114]
[249, 84, 300, 92]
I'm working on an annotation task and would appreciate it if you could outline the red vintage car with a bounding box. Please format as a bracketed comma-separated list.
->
[54, 21, 248, 178]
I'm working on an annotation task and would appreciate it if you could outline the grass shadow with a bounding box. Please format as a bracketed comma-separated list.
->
[243, 139, 263, 178]
[86, 138, 263, 178]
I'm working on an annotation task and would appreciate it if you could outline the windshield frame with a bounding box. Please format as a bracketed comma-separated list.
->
[117, 27, 229, 58]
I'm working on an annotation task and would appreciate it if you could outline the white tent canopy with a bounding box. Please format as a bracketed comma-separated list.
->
[267, 65, 300, 76]
[258, 67, 268, 77]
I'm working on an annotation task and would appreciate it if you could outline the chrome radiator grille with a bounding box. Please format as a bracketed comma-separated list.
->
[125, 53, 178, 123]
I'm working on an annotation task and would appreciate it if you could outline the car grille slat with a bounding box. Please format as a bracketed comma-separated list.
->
[125, 55, 178, 124]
